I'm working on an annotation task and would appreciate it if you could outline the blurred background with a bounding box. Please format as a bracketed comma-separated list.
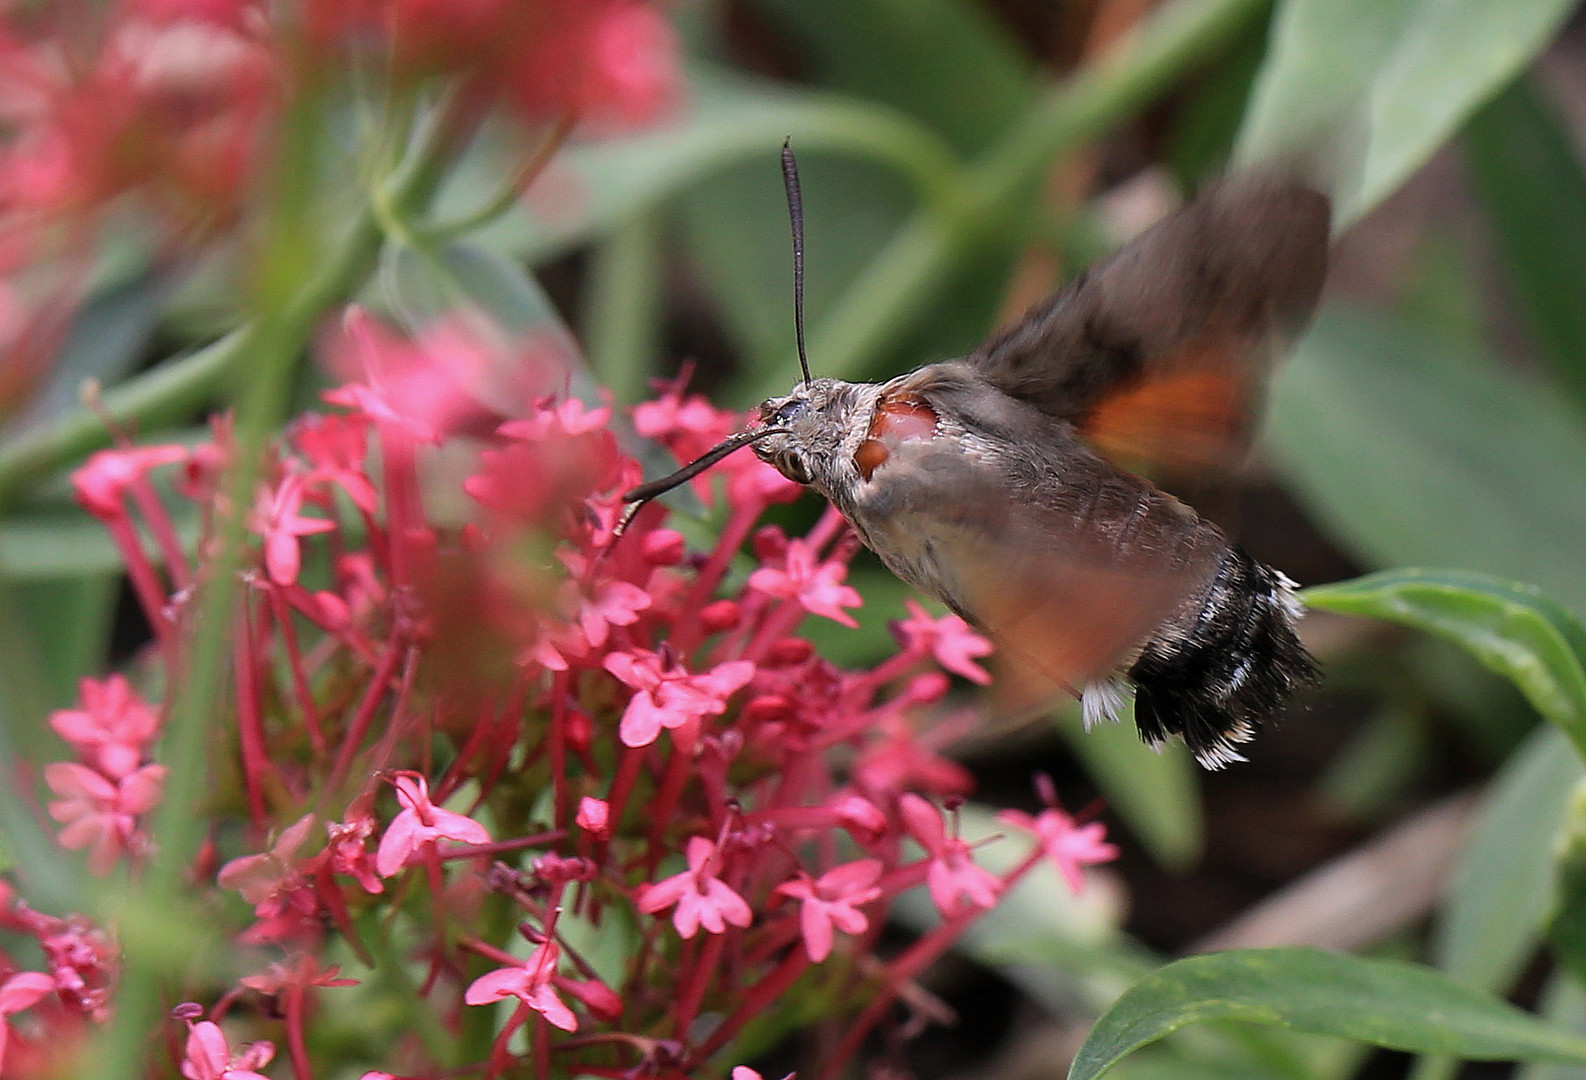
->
[5, 0, 1586, 1076]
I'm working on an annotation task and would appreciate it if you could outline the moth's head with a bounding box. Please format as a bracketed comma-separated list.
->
[752, 378, 867, 491]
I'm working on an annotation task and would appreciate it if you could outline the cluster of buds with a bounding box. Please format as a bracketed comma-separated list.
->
[0, 308, 1119, 1079]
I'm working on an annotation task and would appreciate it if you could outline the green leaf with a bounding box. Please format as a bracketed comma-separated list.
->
[1069, 947, 1586, 1080]
[1236, 0, 1575, 225]
[463, 68, 962, 266]
[746, 0, 1035, 157]
[1267, 307, 1586, 620]
[1547, 778, 1586, 989]
[1434, 726, 1583, 992]
[1301, 569, 1586, 759]
[1462, 75, 1586, 413]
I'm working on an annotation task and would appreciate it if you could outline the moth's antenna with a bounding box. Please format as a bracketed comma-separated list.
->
[781, 138, 812, 387]
[611, 427, 791, 543]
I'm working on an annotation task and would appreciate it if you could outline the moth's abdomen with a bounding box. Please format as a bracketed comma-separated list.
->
[1127, 547, 1317, 768]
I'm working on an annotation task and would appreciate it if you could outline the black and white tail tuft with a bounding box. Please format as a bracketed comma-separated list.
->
[1126, 548, 1318, 768]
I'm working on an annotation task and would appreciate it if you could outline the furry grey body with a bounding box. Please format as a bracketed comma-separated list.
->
[753, 364, 1317, 768]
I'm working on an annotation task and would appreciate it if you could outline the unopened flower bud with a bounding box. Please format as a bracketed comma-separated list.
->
[698, 599, 740, 634]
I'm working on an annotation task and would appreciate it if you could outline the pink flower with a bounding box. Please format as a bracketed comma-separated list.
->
[180, 1020, 274, 1080]
[45, 762, 166, 875]
[506, 0, 681, 133]
[775, 859, 883, 962]
[603, 650, 755, 748]
[899, 794, 1001, 918]
[748, 540, 862, 627]
[325, 309, 503, 445]
[72, 445, 188, 518]
[325, 796, 384, 894]
[252, 472, 336, 585]
[893, 601, 992, 684]
[464, 942, 577, 1032]
[0, 971, 55, 1072]
[562, 576, 650, 650]
[999, 797, 1118, 896]
[49, 675, 160, 779]
[637, 836, 752, 938]
[375, 773, 492, 877]
[293, 412, 377, 513]
[733, 1069, 795, 1080]
[217, 813, 317, 906]
[239, 956, 358, 995]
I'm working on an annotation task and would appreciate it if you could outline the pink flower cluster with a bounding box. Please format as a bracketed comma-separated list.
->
[4, 310, 1117, 1079]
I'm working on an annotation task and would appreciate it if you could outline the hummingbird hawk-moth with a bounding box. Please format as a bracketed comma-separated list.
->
[621, 146, 1330, 769]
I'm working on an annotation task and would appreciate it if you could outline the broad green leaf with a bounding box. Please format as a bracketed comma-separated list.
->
[1069, 947, 1586, 1080]
[1236, 0, 1575, 225]
[1462, 76, 1586, 413]
[747, 0, 1035, 157]
[1522, 974, 1586, 1080]
[1431, 725, 1583, 993]
[1055, 702, 1204, 871]
[1548, 779, 1586, 990]
[1302, 569, 1586, 758]
[462, 69, 962, 267]
[1268, 307, 1586, 620]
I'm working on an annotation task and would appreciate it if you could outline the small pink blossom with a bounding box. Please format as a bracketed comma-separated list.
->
[562, 576, 650, 649]
[899, 794, 1002, 918]
[325, 309, 502, 445]
[325, 796, 384, 894]
[775, 859, 883, 962]
[999, 797, 1118, 896]
[375, 773, 492, 877]
[733, 1069, 795, 1080]
[239, 955, 358, 995]
[638, 836, 752, 938]
[49, 675, 160, 779]
[748, 539, 862, 627]
[180, 1020, 274, 1080]
[603, 650, 755, 748]
[45, 761, 166, 875]
[217, 814, 317, 907]
[893, 600, 992, 684]
[0, 971, 55, 1072]
[252, 471, 336, 586]
[464, 942, 576, 1032]
[72, 445, 188, 518]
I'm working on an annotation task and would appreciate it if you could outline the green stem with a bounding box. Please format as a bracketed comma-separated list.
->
[737, 0, 1270, 401]
[87, 95, 462, 1077]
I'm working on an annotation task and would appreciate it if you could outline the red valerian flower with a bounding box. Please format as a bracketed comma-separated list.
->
[775, 859, 883, 962]
[464, 941, 577, 1032]
[375, 773, 491, 876]
[180, 1020, 274, 1080]
[998, 779, 1119, 895]
[0, 971, 55, 1073]
[252, 471, 336, 586]
[637, 836, 752, 939]
[72, 445, 189, 519]
[892, 600, 993, 684]
[217, 813, 317, 906]
[748, 539, 863, 627]
[899, 794, 1002, 918]
[44, 761, 166, 875]
[602, 650, 755, 748]
[49, 675, 161, 780]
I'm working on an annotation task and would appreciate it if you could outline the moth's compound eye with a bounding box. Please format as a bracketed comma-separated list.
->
[779, 455, 811, 485]
[772, 399, 808, 425]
